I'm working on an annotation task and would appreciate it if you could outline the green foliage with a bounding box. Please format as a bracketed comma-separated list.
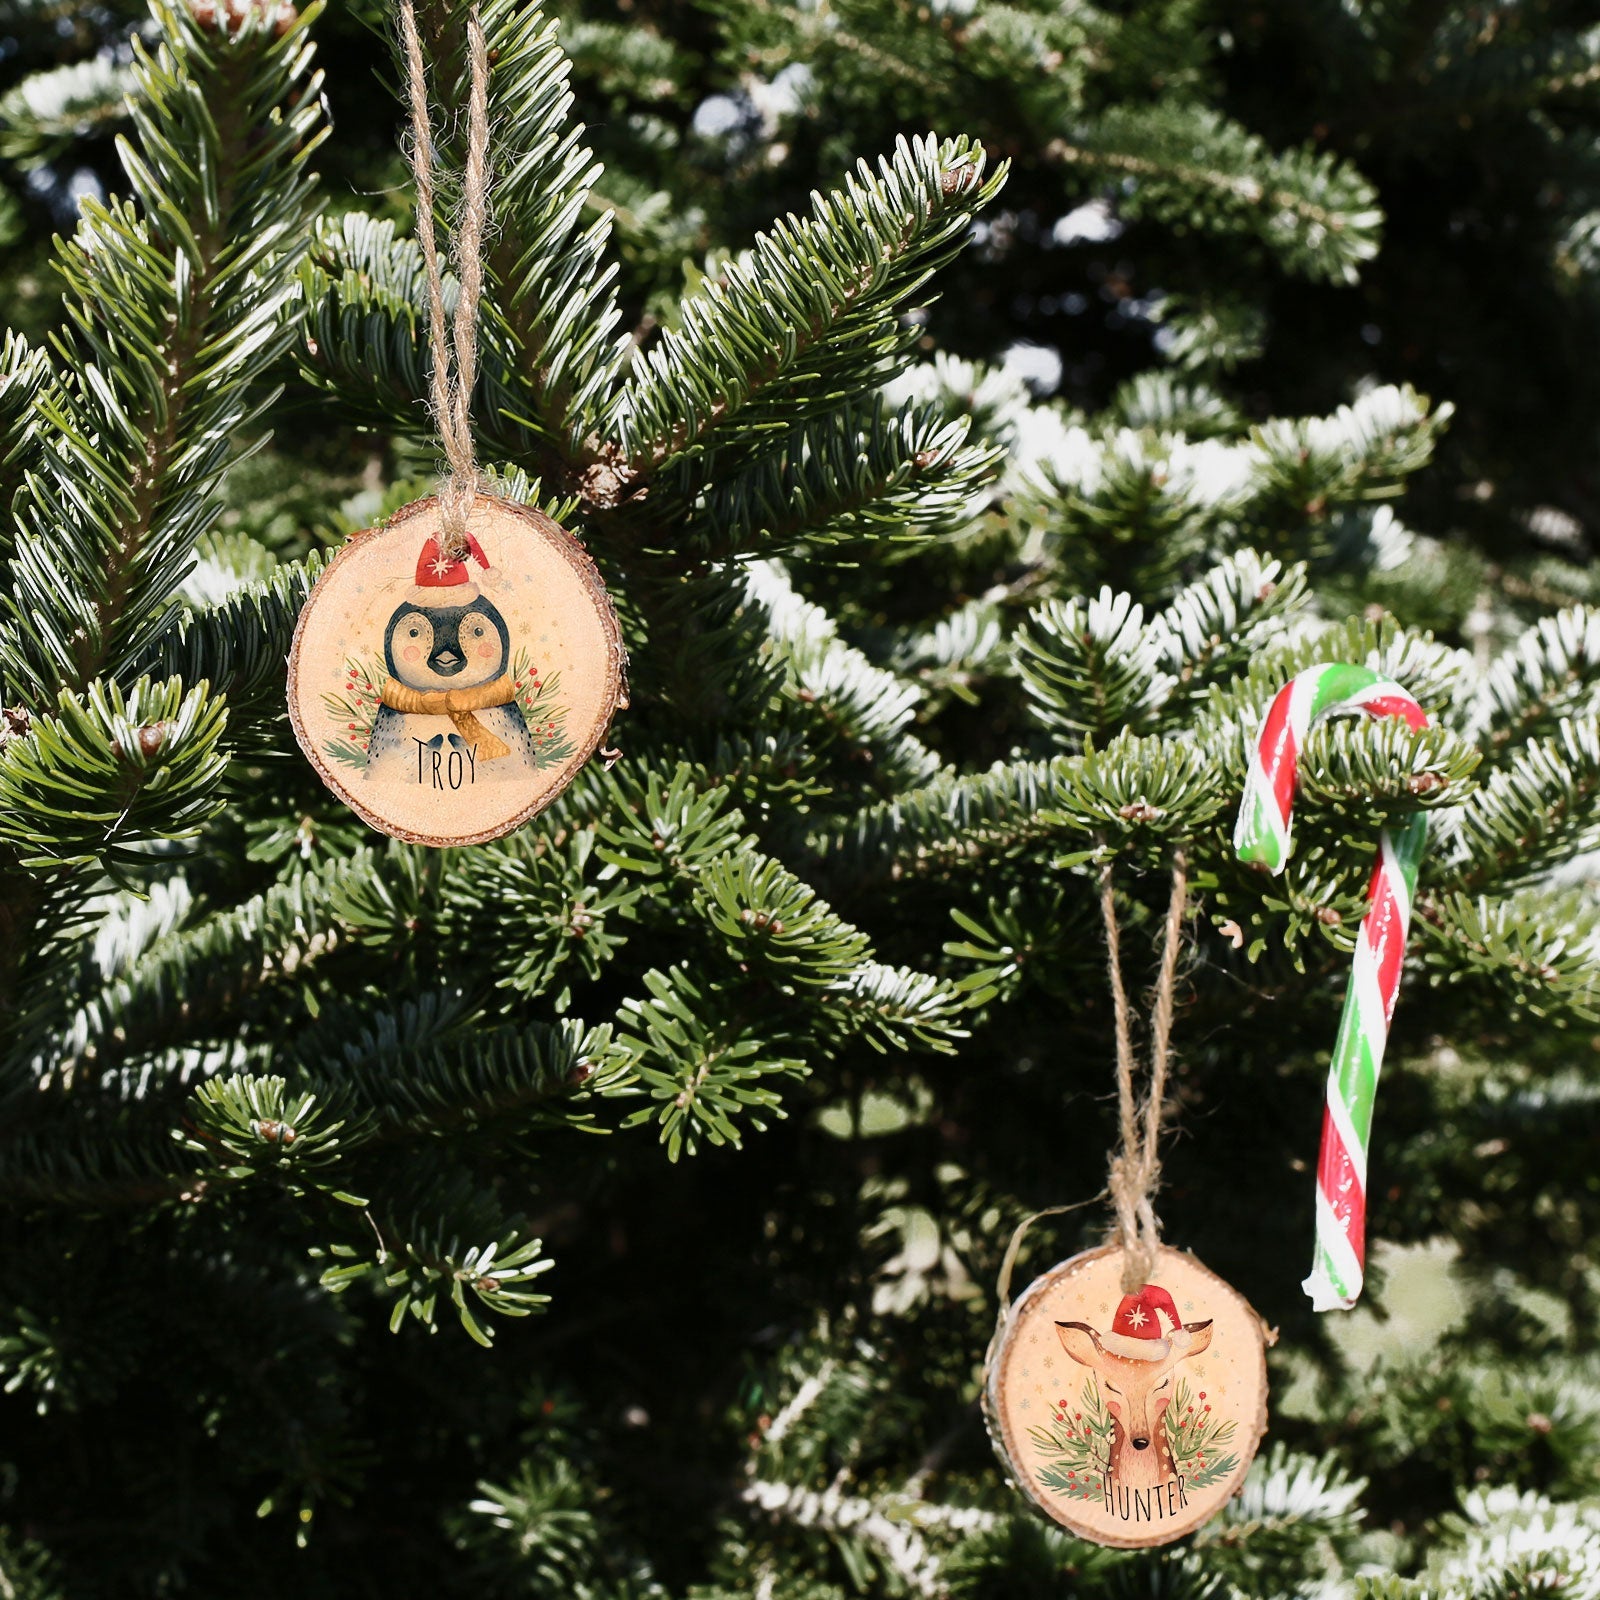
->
[0, 56, 132, 164]
[0, 675, 228, 870]
[611, 133, 1004, 477]
[319, 1214, 554, 1346]
[1, 0, 326, 705]
[0, 0, 1597, 1595]
[1055, 102, 1383, 285]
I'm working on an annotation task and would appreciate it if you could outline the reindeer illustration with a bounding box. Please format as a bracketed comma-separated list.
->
[1054, 1283, 1213, 1516]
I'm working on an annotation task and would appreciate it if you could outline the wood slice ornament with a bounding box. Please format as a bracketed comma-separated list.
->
[984, 1243, 1269, 1548]
[288, 494, 624, 847]
[982, 852, 1272, 1546]
[289, 2, 626, 845]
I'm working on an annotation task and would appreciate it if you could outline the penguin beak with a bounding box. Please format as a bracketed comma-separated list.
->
[428, 644, 464, 676]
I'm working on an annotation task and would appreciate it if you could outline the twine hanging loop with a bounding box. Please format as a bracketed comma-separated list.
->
[1100, 848, 1189, 1291]
[397, 0, 491, 558]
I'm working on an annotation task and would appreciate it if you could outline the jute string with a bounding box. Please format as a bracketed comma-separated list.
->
[1102, 848, 1189, 1291]
[397, 0, 490, 559]
[992, 850, 1191, 1317]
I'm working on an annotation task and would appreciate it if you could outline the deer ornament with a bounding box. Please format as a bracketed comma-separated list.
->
[1055, 1283, 1213, 1518]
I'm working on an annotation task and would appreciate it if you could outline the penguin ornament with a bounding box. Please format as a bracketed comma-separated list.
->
[366, 533, 539, 786]
[288, 494, 626, 847]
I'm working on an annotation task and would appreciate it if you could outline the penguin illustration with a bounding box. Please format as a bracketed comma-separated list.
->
[364, 532, 540, 785]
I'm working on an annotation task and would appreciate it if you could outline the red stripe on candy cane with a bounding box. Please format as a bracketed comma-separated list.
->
[1315, 1109, 1367, 1271]
[1368, 906, 1407, 1018]
[1358, 695, 1429, 729]
[1260, 689, 1299, 822]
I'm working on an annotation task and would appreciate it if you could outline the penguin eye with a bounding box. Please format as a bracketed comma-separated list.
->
[407, 627, 420, 638]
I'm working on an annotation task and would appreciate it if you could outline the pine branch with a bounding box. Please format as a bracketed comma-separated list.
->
[22, 861, 350, 1084]
[1192, 1443, 1368, 1592]
[454, 827, 642, 1000]
[890, 598, 1007, 708]
[1048, 103, 1382, 284]
[0, 675, 229, 873]
[595, 761, 754, 881]
[142, 552, 322, 735]
[1044, 727, 1229, 848]
[1464, 605, 1600, 758]
[1249, 384, 1453, 521]
[2, 0, 326, 703]
[1449, 718, 1600, 890]
[616, 965, 807, 1160]
[1151, 550, 1311, 699]
[820, 962, 971, 1055]
[469, 0, 629, 467]
[297, 213, 435, 439]
[1153, 291, 1268, 372]
[1418, 888, 1600, 1021]
[1108, 371, 1244, 438]
[315, 1187, 554, 1346]
[814, 756, 1074, 882]
[610, 134, 1006, 480]
[1024, 384, 1450, 589]
[1017, 587, 1174, 744]
[0, 332, 51, 550]
[1413, 1485, 1600, 1598]
[0, 1105, 201, 1208]
[1393, 13, 1600, 120]
[684, 398, 1001, 559]
[323, 1019, 636, 1143]
[742, 561, 941, 790]
[0, 55, 134, 164]
[695, 851, 873, 988]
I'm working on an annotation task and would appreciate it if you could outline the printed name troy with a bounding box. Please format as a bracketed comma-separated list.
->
[414, 738, 477, 789]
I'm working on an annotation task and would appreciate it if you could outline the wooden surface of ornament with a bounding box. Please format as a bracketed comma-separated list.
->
[984, 1243, 1269, 1548]
[287, 494, 625, 846]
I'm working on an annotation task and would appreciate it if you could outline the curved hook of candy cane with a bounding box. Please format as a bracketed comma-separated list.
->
[1233, 664, 1431, 1311]
[1234, 663, 1429, 874]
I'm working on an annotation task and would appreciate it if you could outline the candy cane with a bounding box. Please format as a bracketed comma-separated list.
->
[1234, 664, 1430, 1312]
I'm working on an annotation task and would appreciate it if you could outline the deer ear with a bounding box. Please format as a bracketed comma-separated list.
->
[1054, 1321, 1103, 1368]
[1181, 1319, 1214, 1357]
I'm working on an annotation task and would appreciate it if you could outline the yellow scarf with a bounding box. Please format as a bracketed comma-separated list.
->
[380, 674, 517, 762]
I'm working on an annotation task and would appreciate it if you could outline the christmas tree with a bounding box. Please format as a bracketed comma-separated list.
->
[1, 1, 1598, 1595]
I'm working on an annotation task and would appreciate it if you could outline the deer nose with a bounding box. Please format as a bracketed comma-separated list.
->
[1131, 1436, 1150, 1450]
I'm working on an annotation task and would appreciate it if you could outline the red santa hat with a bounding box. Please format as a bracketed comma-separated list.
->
[1098, 1283, 1193, 1361]
[408, 532, 502, 605]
